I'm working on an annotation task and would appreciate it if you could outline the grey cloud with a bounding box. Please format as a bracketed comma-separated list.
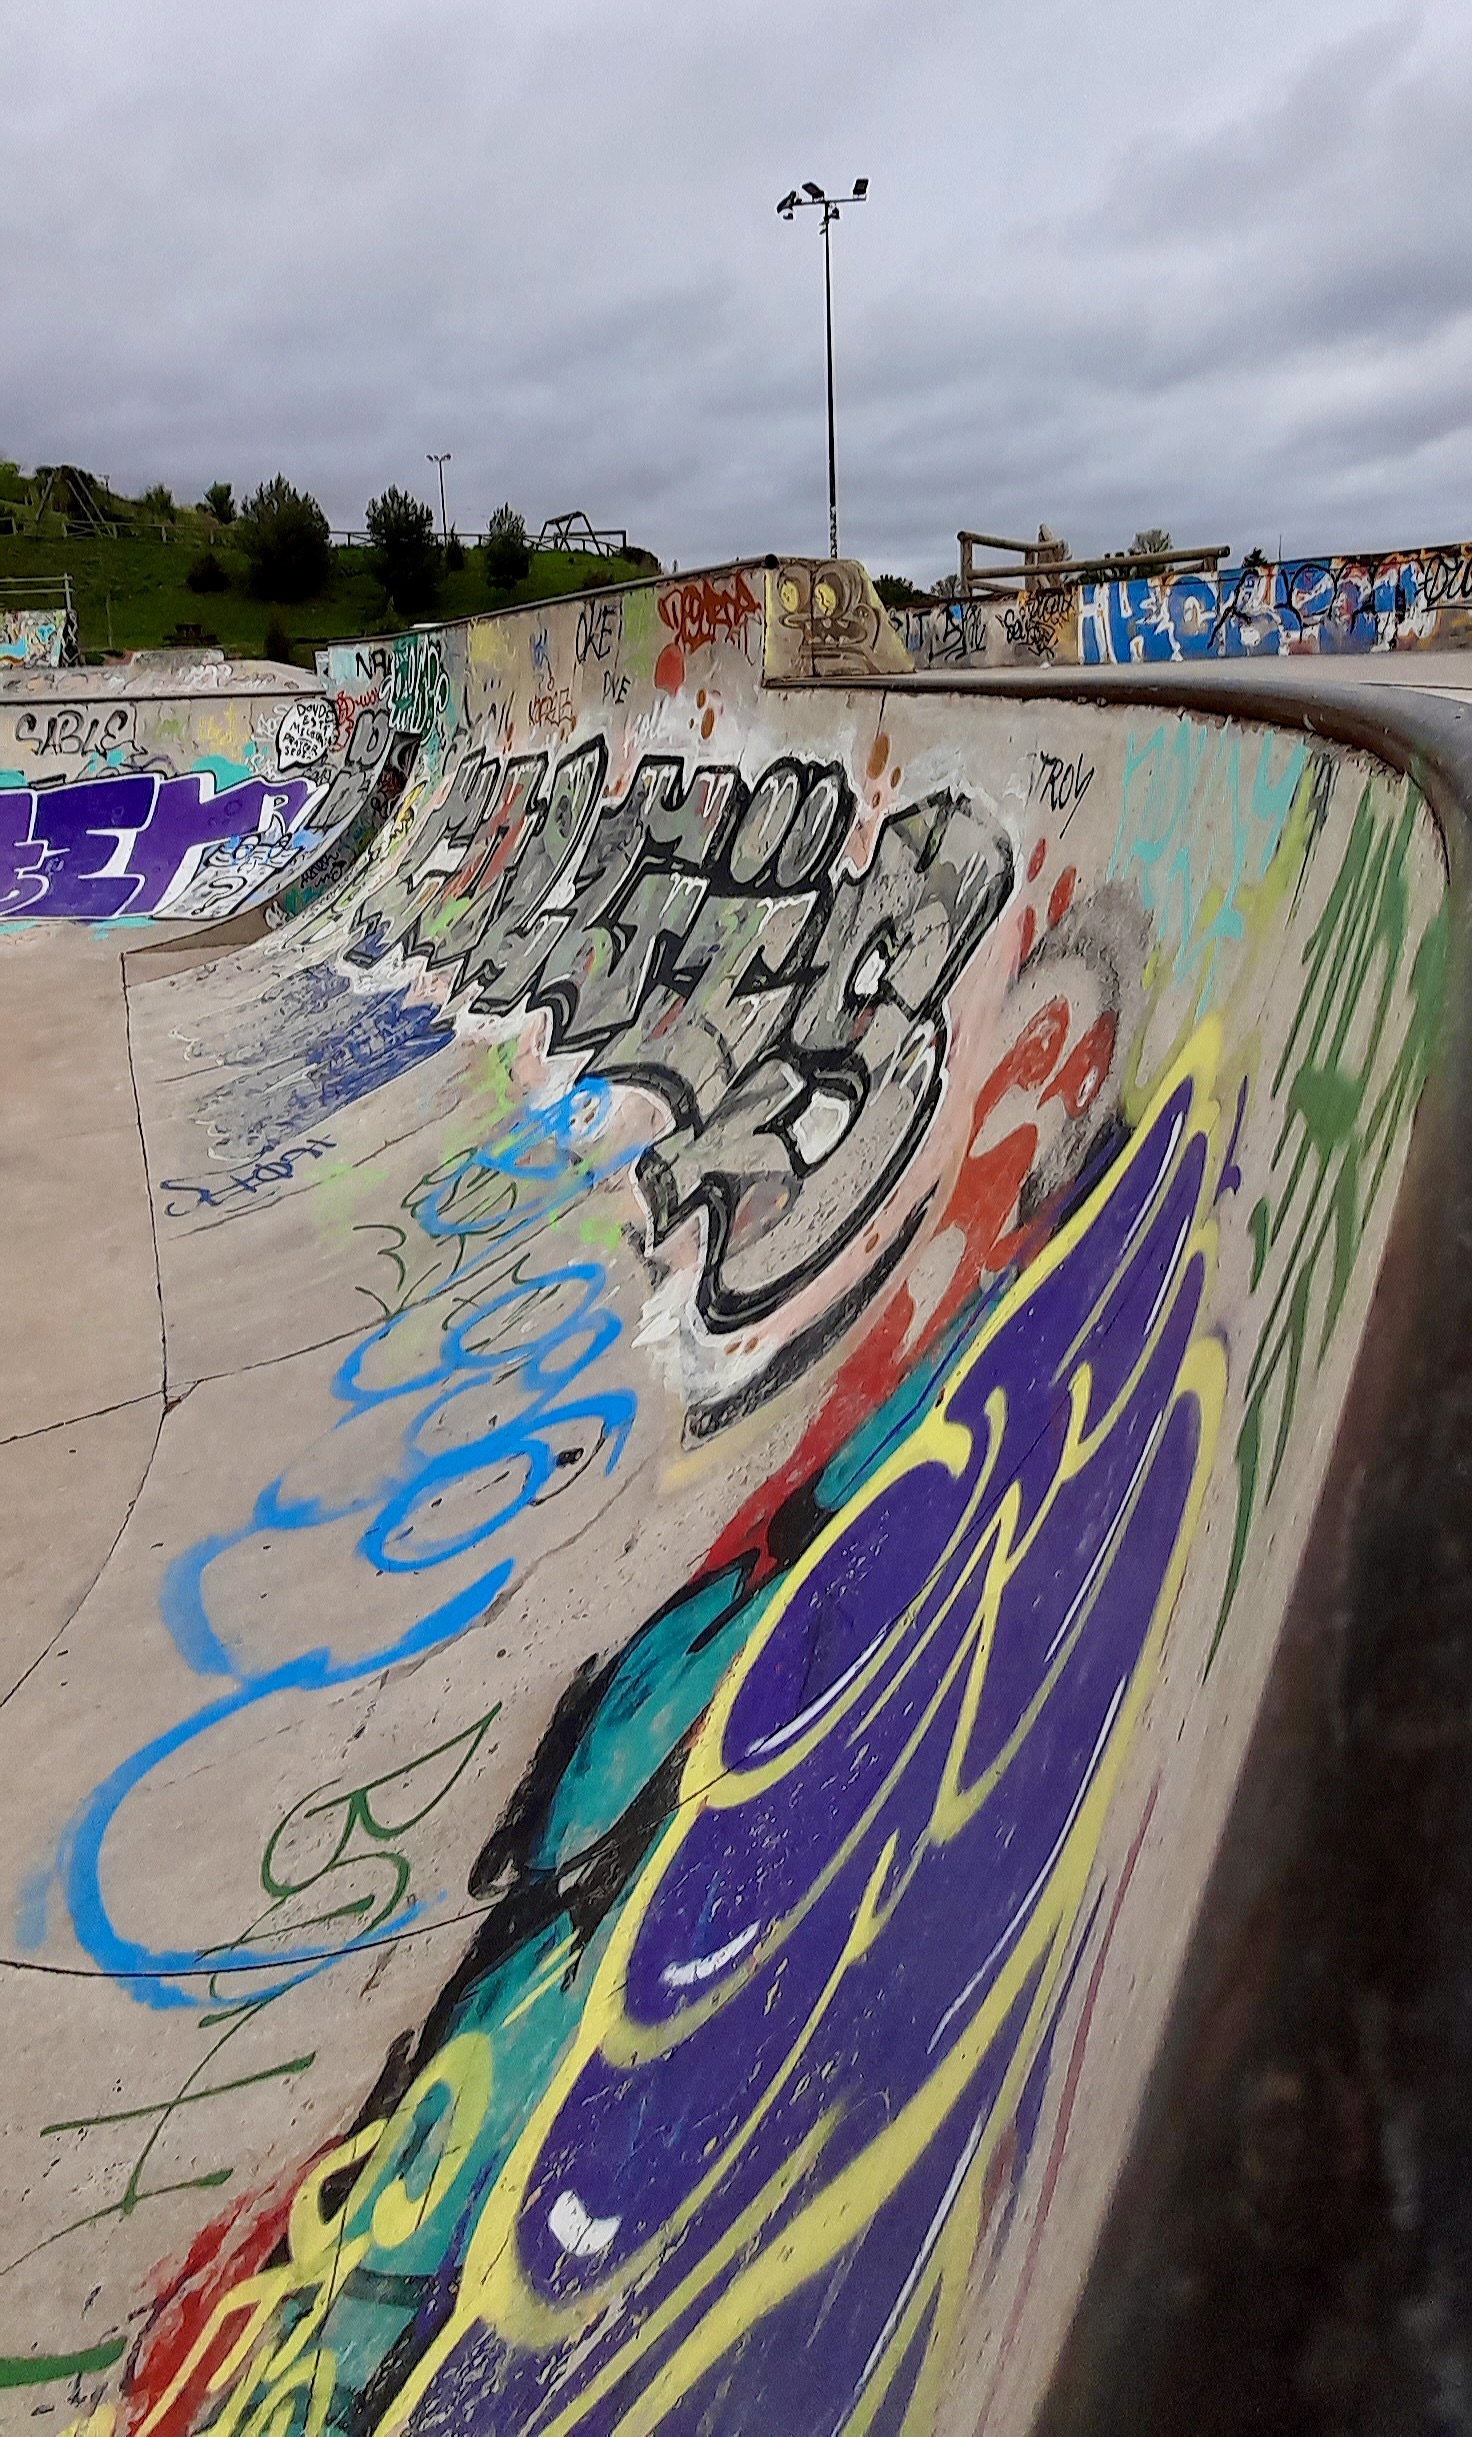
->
[3, 0, 1468, 579]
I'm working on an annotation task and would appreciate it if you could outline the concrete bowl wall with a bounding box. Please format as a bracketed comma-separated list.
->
[0, 568, 1457, 2436]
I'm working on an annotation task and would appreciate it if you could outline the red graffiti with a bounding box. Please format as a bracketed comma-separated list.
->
[118, 2161, 316, 2432]
[657, 570, 760, 657]
[1048, 863, 1078, 927]
[703, 989, 1121, 1591]
[334, 685, 380, 743]
[1040, 1010, 1117, 1119]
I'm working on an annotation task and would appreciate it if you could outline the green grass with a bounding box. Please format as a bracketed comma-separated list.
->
[0, 529, 655, 664]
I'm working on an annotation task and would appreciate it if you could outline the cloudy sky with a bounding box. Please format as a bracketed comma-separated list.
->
[3, 1, 1469, 583]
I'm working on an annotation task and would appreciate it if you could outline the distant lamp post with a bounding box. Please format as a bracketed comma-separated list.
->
[427, 451, 452, 545]
[777, 177, 869, 560]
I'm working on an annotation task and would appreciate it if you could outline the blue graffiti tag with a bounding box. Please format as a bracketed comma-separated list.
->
[32, 1082, 643, 2007]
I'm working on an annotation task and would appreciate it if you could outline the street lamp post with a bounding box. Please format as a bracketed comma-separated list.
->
[777, 179, 869, 560]
[427, 452, 452, 546]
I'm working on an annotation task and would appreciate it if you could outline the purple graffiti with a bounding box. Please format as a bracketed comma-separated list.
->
[401, 1044, 1226, 2434]
[0, 770, 314, 918]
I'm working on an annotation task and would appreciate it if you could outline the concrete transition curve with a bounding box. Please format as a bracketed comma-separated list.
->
[1, 556, 1466, 2435]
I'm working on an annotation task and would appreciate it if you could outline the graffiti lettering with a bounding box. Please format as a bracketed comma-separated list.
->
[1034, 749, 1095, 820]
[274, 697, 337, 771]
[158, 1136, 337, 1219]
[657, 570, 760, 656]
[574, 597, 619, 666]
[1001, 586, 1069, 657]
[0, 767, 314, 920]
[13, 705, 132, 761]
[349, 741, 1015, 1330]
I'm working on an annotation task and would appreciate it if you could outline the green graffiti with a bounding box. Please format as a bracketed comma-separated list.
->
[0, 2337, 126, 2389]
[1209, 783, 1447, 1670]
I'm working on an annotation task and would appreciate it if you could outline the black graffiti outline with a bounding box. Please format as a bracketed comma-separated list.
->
[348, 739, 1014, 1334]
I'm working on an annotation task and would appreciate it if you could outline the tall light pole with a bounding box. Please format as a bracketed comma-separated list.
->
[427, 451, 452, 545]
[777, 178, 868, 560]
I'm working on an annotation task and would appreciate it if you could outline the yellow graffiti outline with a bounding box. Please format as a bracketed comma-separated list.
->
[133, 2032, 492, 2437]
[378, 1021, 1226, 2435]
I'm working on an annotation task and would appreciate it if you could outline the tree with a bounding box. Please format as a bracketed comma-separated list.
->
[238, 475, 333, 602]
[367, 485, 440, 616]
[186, 549, 230, 594]
[483, 502, 530, 593]
[204, 481, 235, 524]
[262, 613, 295, 664]
[141, 482, 176, 521]
[445, 527, 466, 574]
[874, 573, 923, 609]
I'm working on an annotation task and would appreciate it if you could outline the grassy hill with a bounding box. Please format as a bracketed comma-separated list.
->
[0, 462, 656, 662]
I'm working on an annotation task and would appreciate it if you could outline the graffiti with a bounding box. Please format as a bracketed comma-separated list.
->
[0, 767, 315, 919]
[1207, 551, 1472, 656]
[13, 704, 132, 761]
[527, 679, 576, 741]
[157, 822, 306, 924]
[31, 1082, 642, 2010]
[348, 738, 1014, 1334]
[0, 703, 418, 923]
[5, 562, 1453, 2437]
[387, 631, 452, 742]
[158, 1136, 337, 1220]
[896, 599, 994, 669]
[1210, 786, 1447, 1663]
[12, 1707, 503, 2351]
[1108, 721, 1326, 1007]
[273, 697, 337, 770]
[267, 717, 420, 924]
[115, 1029, 1226, 2437]
[574, 597, 620, 666]
[658, 570, 760, 659]
[0, 606, 76, 667]
[1082, 543, 1472, 664]
[1078, 574, 1218, 666]
[176, 956, 450, 1166]
[766, 560, 911, 681]
[0, 708, 420, 925]
[898, 539, 1472, 671]
[333, 683, 381, 742]
[1034, 749, 1095, 821]
[1001, 586, 1070, 658]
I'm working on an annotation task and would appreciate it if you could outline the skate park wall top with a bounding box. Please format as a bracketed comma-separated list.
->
[897, 536, 1472, 670]
[0, 555, 1465, 2436]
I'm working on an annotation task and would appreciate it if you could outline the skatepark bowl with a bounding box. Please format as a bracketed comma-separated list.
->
[4, 559, 1472, 2436]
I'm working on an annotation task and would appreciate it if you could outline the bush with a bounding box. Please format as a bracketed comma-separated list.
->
[483, 502, 530, 592]
[239, 475, 333, 602]
[186, 549, 231, 594]
[262, 613, 294, 664]
[874, 574, 923, 609]
[366, 485, 440, 616]
[141, 483, 176, 520]
[204, 481, 236, 525]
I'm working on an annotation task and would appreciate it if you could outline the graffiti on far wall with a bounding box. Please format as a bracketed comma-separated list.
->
[895, 539, 1472, 669]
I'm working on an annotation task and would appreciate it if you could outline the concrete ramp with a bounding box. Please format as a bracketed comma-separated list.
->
[0, 562, 1457, 2434]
